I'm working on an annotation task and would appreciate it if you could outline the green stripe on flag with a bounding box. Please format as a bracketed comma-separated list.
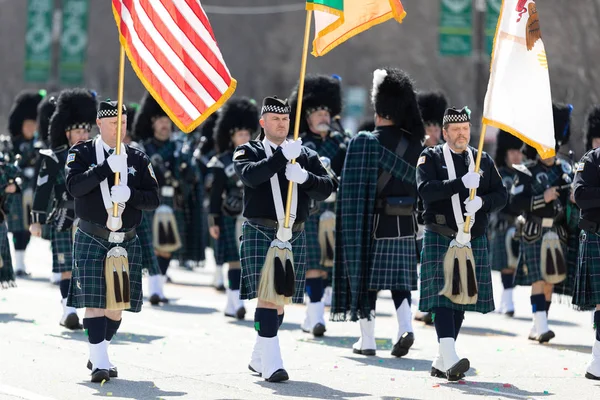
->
[306, 0, 343, 12]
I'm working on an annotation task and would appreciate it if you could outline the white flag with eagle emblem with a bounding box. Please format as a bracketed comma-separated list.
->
[483, 0, 555, 158]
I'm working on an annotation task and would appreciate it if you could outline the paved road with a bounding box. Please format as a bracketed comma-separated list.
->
[0, 236, 598, 400]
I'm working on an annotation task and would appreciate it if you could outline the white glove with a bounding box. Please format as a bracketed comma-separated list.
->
[464, 196, 483, 216]
[285, 163, 308, 184]
[110, 184, 131, 203]
[107, 153, 127, 173]
[461, 171, 480, 189]
[281, 139, 303, 161]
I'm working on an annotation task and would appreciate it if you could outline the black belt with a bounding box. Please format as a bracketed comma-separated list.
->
[248, 218, 305, 232]
[425, 223, 457, 239]
[78, 220, 136, 243]
[579, 218, 600, 234]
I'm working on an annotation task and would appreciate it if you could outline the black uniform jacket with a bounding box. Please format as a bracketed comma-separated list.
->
[65, 138, 160, 230]
[417, 144, 507, 238]
[233, 139, 335, 224]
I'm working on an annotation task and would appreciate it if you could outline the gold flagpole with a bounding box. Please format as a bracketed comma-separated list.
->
[112, 45, 126, 217]
[463, 123, 487, 232]
[284, 9, 313, 228]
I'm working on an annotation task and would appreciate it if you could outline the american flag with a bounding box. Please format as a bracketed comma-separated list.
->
[112, 0, 237, 133]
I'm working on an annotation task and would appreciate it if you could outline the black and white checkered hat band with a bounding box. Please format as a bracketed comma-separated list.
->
[97, 109, 125, 119]
[443, 114, 470, 125]
[66, 123, 92, 132]
[261, 105, 291, 114]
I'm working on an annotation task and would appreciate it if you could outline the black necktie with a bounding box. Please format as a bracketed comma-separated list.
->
[108, 148, 114, 155]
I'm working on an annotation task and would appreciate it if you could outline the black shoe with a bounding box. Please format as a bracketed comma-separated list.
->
[91, 369, 110, 383]
[352, 348, 376, 356]
[149, 294, 161, 306]
[585, 372, 600, 380]
[159, 297, 169, 304]
[391, 332, 414, 358]
[15, 271, 30, 277]
[504, 311, 515, 318]
[87, 360, 118, 378]
[430, 367, 466, 380]
[415, 313, 433, 325]
[248, 364, 262, 376]
[313, 323, 326, 337]
[446, 358, 470, 382]
[214, 284, 226, 292]
[265, 368, 289, 382]
[537, 330, 555, 343]
[61, 313, 83, 330]
[236, 307, 246, 320]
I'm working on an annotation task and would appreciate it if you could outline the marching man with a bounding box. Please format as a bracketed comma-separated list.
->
[234, 96, 335, 382]
[66, 100, 159, 382]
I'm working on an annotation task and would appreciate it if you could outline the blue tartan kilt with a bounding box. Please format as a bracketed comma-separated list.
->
[239, 221, 306, 304]
[215, 215, 241, 265]
[573, 230, 600, 310]
[138, 213, 161, 276]
[51, 228, 73, 273]
[5, 194, 26, 233]
[489, 226, 510, 272]
[515, 227, 566, 286]
[418, 230, 494, 314]
[304, 212, 328, 272]
[67, 228, 143, 312]
[0, 221, 15, 286]
[369, 235, 418, 291]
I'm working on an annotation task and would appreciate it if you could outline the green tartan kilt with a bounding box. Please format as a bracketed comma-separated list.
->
[418, 230, 494, 314]
[214, 215, 241, 265]
[489, 226, 510, 272]
[41, 224, 53, 241]
[0, 221, 15, 286]
[304, 212, 328, 272]
[553, 234, 578, 297]
[369, 235, 418, 291]
[137, 213, 161, 276]
[67, 228, 143, 312]
[5, 194, 27, 233]
[573, 230, 600, 310]
[51, 228, 73, 273]
[239, 221, 306, 304]
[515, 227, 566, 286]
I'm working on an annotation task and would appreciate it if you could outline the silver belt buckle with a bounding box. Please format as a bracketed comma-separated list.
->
[108, 232, 125, 243]
[542, 218, 553, 228]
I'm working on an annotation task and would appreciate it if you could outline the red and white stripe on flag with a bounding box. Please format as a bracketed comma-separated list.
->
[112, 0, 236, 133]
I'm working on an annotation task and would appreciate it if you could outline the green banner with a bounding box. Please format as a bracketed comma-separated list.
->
[486, 0, 502, 55]
[59, 0, 89, 85]
[24, 0, 54, 83]
[439, 0, 473, 56]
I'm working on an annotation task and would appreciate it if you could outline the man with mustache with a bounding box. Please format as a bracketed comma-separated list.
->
[417, 107, 507, 381]
[289, 75, 347, 337]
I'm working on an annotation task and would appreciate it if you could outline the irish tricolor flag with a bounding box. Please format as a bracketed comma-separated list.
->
[306, 0, 406, 57]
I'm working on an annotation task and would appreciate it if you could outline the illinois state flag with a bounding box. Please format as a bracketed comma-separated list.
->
[483, 0, 555, 158]
[306, 0, 406, 57]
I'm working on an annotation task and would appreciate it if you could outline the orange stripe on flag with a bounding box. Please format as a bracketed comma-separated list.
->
[112, 0, 236, 133]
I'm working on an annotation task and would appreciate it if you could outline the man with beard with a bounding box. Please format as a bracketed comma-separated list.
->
[289, 74, 347, 337]
[332, 68, 424, 358]
[417, 107, 507, 380]
[6, 90, 45, 276]
[30, 88, 97, 330]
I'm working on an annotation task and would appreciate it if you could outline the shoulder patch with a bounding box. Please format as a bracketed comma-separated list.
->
[66, 153, 76, 164]
[576, 162, 584, 172]
[417, 156, 426, 166]
[233, 149, 245, 160]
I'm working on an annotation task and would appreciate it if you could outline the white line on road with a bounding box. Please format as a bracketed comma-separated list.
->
[0, 384, 59, 400]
